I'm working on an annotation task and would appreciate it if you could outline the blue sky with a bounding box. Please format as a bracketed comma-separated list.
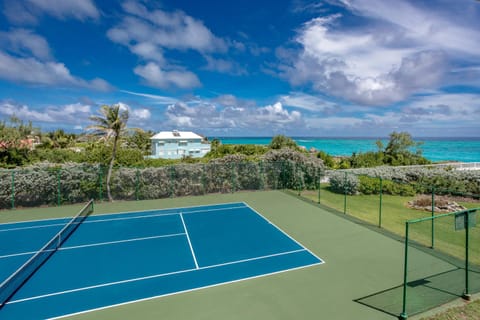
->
[0, 0, 479, 137]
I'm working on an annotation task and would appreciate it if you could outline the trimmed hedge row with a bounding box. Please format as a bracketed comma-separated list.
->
[327, 167, 480, 196]
[0, 155, 324, 209]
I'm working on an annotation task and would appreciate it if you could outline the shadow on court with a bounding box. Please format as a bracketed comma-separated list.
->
[355, 267, 480, 318]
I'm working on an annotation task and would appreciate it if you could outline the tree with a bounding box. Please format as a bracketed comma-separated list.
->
[384, 131, 428, 165]
[269, 135, 298, 150]
[87, 104, 129, 201]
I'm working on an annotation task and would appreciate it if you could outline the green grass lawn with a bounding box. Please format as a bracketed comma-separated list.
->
[301, 185, 480, 264]
[301, 185, 480, 320]
[419, 299, 480, 320]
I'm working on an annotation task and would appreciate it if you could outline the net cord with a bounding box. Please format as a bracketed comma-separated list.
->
[0, 199, 94, 308]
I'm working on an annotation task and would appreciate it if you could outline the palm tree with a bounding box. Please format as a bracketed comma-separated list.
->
[87, 104, 129, 202]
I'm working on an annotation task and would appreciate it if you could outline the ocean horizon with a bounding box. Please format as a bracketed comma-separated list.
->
[216, 137, 480, 163]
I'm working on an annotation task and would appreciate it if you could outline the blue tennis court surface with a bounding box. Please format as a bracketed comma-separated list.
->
[0, 202, 323, 319]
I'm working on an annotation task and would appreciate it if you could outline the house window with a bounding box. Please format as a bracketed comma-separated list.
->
[179, 141, 188, 146]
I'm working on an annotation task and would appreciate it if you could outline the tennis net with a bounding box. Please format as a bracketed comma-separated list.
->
[0, 199, 94, 308]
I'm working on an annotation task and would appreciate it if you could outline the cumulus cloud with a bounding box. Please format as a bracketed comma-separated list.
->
[0, 28, 112, 91]
[110, 1, 227, 53]
[280, 92, 341, 113]
[203, 56, 247, 75]
[116, 102, 152, 123]
[134, 62, 201, 89]
[0, 50, 112, 91]
[0, 100, 92, 123]
[0, 100, 153, 130]
[305, 92, 480, 136]
[164, 100, 304, 135]
[107, 0, 233, 89]
[280, 0, 480, 106]
[3, 0, 99, 24]
[0, 29, 52, 60]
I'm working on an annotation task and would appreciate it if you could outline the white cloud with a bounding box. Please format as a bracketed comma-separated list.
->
[3, 0, 99, 24]
[0, 29, 52, 60]
[0, 101, 93, 124]
[0, 100, 53, 122]
[107, 1, 226, 57]
[338, 0, 480, 57]
[280, 0, 480, 106]
[279, 92, 340, 112]
[27, 0, 99, 20]
[304, 92, 480, 136]
[134, 62, 201, 89]
[164, 101, 304, 135]
[107, 1, 232, 89]
[203, 56, 247, 75]
[120, 90, 178, 105]
[0, 50, 112, 91]
[116, 102, 152, 122]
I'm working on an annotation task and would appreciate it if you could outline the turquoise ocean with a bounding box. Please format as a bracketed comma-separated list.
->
[218, 137, 480, 163]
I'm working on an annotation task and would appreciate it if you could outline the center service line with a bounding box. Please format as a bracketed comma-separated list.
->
[179, 212, 199, 269]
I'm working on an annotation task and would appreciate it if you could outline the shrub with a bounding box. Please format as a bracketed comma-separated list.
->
[328, 171, 359, 195]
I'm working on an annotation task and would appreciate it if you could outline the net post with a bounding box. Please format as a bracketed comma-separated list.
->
[431, 186, 435, 249]
[378, 176, 383, 228]
[11, 170, 15, 209]
[400, 221, 410, 320]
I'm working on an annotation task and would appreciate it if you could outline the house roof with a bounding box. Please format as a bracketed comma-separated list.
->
[150, 130, 204, 140]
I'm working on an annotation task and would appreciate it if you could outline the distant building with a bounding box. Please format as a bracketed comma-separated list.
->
[149, 130, 211, 159]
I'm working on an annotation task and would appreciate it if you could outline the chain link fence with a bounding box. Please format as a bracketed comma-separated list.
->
[0, 161, 323, 209]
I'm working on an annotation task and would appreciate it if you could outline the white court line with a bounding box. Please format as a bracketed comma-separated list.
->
[0, 250, 37, 259]
[242, 202, 325, 264]
[0, 202, 246, 227]
[58, 233, 186, 251]
[179, 212, 199, 269]
[51, 260, 322, 320]
[8, 248, 310, 305]
[0, 222, 67, 233]
[0, 205, 247, 233]
[0, 233, 186, 260]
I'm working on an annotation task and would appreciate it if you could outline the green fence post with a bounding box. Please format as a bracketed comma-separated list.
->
[318, 172, 322, 204]
[296, 163, 301, 195]
[98, 166, 103, 202]
[464, 209, 471, 300]
[231, 162, 236, 193]
[202, 164, 206, 195]
[378, 176, 383, 228]
[135, 168, 140, 201]
[400, 221, 410, 320]
[343, 172, 347, 214]
[57, 169, 61, 206]
[259, 161, 264, 190]
[169, 165, 175, 198]
[431, 186, 435, 248]
[11, 171, 15, 209]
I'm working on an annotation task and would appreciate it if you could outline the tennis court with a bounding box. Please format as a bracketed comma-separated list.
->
[0, 200, 322, 319]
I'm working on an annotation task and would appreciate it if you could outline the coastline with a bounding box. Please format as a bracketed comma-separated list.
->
[216, 137, 480, 163]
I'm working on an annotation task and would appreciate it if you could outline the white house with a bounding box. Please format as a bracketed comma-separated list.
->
[149, 130, 211, 159]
